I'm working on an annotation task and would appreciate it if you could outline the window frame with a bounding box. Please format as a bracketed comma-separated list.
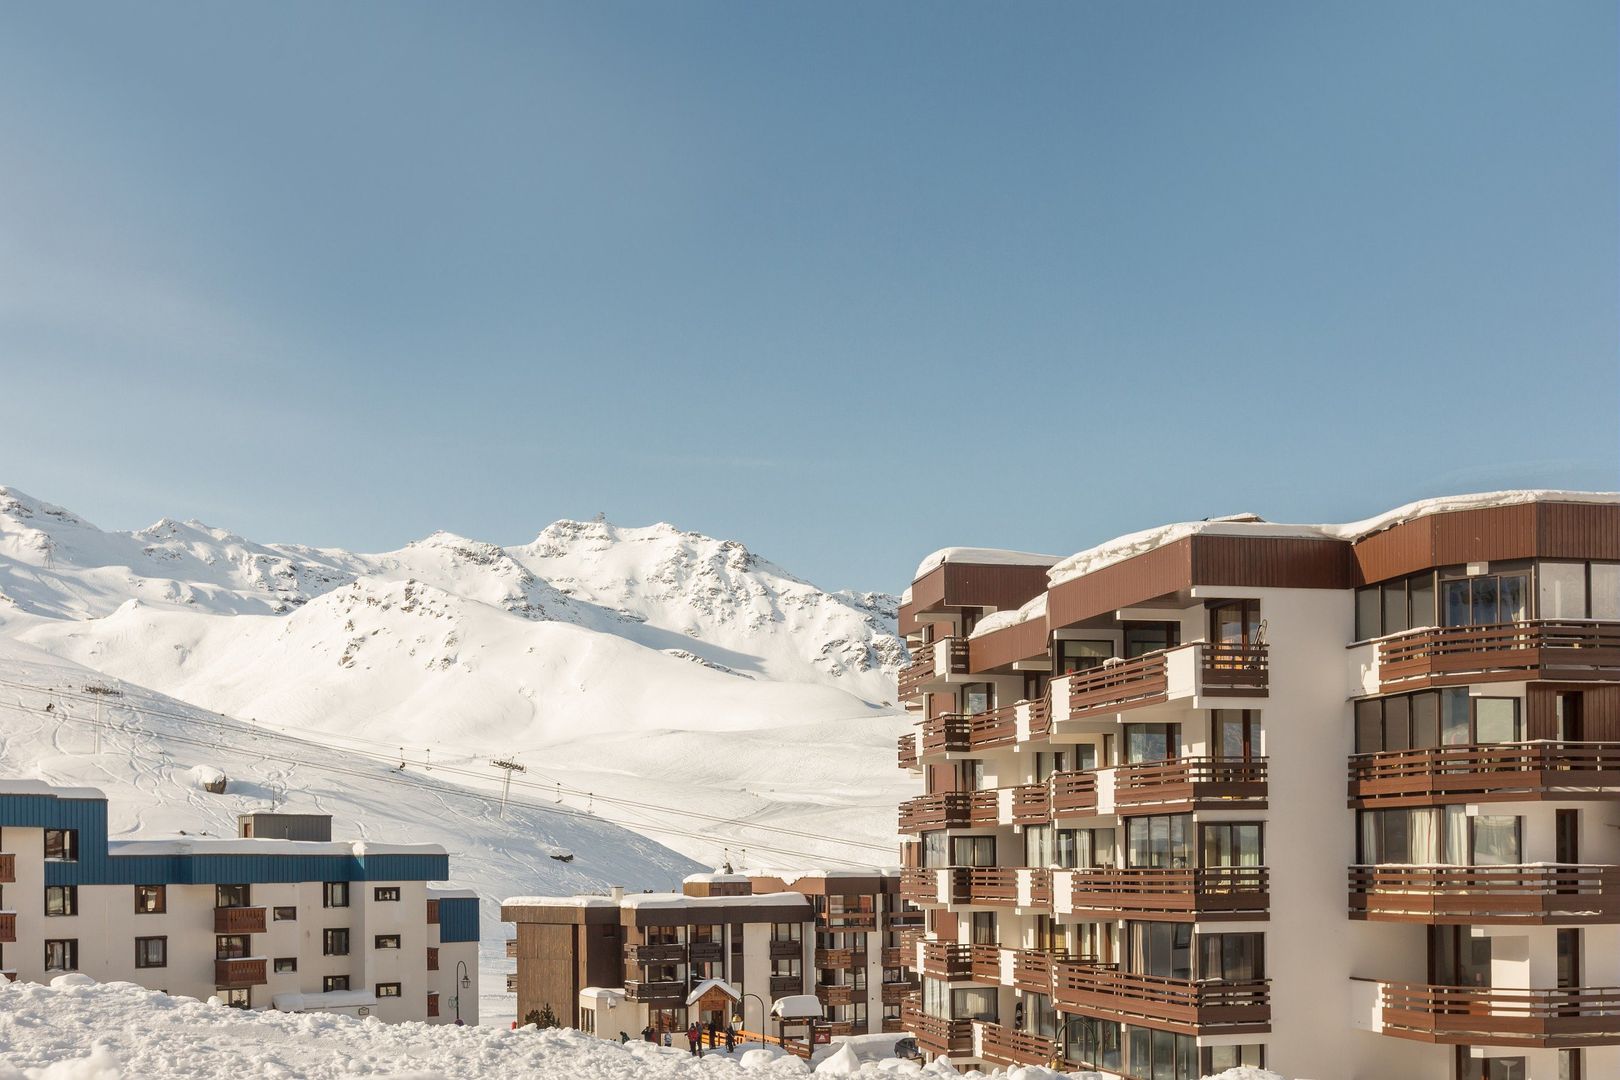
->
[44, 939, 78, 972]
[324, 881, 350, 908]
[373, 886, 402, 902]
[374, 934, 402, 950]
[43, 829, 78, 862]
[45, 884, 78, 917]
[375, 982, 402, 998]
[323, 927, 351, 956]
[134, 936, 168, 969]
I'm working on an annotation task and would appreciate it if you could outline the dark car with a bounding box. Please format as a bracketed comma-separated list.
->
[892, 1036, 922, 1062]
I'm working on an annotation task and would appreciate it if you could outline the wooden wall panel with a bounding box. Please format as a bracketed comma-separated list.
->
[1537, 503, 1620, 561]
[969, 617, 1050, 672]
[1354, 502, 1619, 585]
[1191, 535, 1351, 590]
[1431, 504, 1537, 567]
[1047, 539, 1194, 630]
[1527, 684, 1620, 742]
[1350, 518, 1434, 586]
[940, 563, 1054, 611]
[517, 923, 580, 1026]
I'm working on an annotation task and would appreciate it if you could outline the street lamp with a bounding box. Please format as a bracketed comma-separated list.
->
[455, 960, 471, 1025]
[738, 992, 767, 1037]
[1053, 1016, 1108, 1070]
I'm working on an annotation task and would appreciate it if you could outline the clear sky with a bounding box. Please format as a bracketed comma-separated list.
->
[1, 2, 1615, 593]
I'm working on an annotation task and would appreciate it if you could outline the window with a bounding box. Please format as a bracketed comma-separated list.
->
[1128, 922, 1191, 979]
[771, 923, 801, 943]
[1067, 1017, 1121, 1071]
[373, 886, 401, 902]
[1201, 823, 1262, 868]
[1355, 691, 1444, 754]
[1198, 932, 1264, 981]
[1123, 622, 1178, 658]
[274, 957, 298, 974]
[1125, 815, 1192, 869]
[1204, 1045, 1266, 1074]
[1561, 1048, 1584, 1080]
[324, 928, 351, 956]
[771, 957, 802, 978]
[1472, 816, 1522, 865]
[1213, 710, 1259, 760]
[323, 882, 349, 908]
[45, 885, 77, 917]
[215, 884, 251, 908]
[1440, 571, 1529, 627]
[44, 939, 78, 971]
[216, 935, 250, 960]
[1024, 824, 1054, 868]
[1541, 563, 1589, 619]
[220, 988, 250, 1010]
[951, 985, 997, 1021]
[1209, 599, 1262, 647]
[1356, 572, 1438, 640]
[376, 982, 402, 998]
[1055, 639, 1111, 675]
[43, 829, 77, 862]
[969, 911, 997, 946]
[134, 885, 166, 914]
[1437, 691, 1521, 746]
[273, 906, 297, 921]
[962, 684, 992, 717]
[135, 937, 167, 969]
[323, 975, 350, 992]
[374, 934, 401, 950]
[1123, 724, 1179, 764]
[1126, 1025, 1197, 1080]
[950, 835, 996, 868]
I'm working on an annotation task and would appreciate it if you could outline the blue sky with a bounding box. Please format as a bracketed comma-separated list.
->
[1, 2, 1614, 592]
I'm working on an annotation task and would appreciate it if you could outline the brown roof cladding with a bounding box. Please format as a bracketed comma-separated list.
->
[503, 896, 814, 928]
[901, 562, 1054, 634]
[1350, 502, 1620, 586]
[749, 873, 896, 897]
[968, 615, 1051, 672]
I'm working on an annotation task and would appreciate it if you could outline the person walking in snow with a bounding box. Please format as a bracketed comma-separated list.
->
[725, 1025, 736, 1053]
[687, 1022, 702, 1056]
[642, 1025, 655, 1043]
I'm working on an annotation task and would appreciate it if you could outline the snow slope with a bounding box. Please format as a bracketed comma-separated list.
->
[0, 638, 703, 1023]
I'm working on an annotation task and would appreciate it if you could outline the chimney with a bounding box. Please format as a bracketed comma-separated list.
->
[610, 885, 624, 903]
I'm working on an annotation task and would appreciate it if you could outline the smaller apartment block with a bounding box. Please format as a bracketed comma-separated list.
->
[0, 781, 479, 1024]
[895, 492, 1619, 1080]
[503, 871, 919, 1040]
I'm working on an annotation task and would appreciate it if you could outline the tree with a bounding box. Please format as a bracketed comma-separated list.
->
[526, 1003, 561, 1029]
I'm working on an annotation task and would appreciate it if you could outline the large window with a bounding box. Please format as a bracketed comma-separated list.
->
[1124, 724, 1179, 764]
[215, 884, 251, 908]
[1537, 561, 1620, 621]
[1358, 806, 1522, 866]
[1127, 1024, 1197, 1080]
[1441, 571, 1528, 627]
[1213, 710, 1259, 760]
[1209, 600, 1261, 647]
[1356, 690, 1518, 753]
[1055, 640, 1111, 675]
[1127, 922, 1190, 979]
[951, 835, 996, 867]
[962, 684, 992, 717]
[1201, 823, 1262, 868]
[1204, 1046, 1266, 1074]
[216, 935, 250, 959]
[1056, 828, 1115, 870]
[1024, 824, 1054, 868]
[1126, 815, 1192, 870]
[1123, 622, 1178, 658]
[1356, 572, 1438, 641]
[1198, 933, 1264, 981]
[1065, 1017, 1121, 1071]
[43, 829, 77, 862]
[44, 939, 78, 972]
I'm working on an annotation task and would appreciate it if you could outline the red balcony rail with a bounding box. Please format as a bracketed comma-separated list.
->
[902, 1003, 974, 1056]
[1199, 642, 1270, 695]
[980, 1022, 1057, 1067]
[214, 958, 268, 986]
[214, 906, 267, 934]
[918, 940, 972, 980]
[1053, 962, 1270, 1034]
[1113, 756, 1269, 812]
[1069, 866, 1269, 921]
[1377, 981, 1620, 1046]
[1349, 742, 1620, 805]
[1377, 620, 1620, 691]
[898, 733, 920, 770]
[0, 853, 13, 884]
[1064, 652, 1170, 719]
[1350, 865, 1620, 923]
[1051, 771, 1099, 815]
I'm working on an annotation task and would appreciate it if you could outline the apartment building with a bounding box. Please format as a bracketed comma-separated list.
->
[503, 870, 921, 1041]
[0, 781, 480, 1024]
[894, 492, 1619, 1080]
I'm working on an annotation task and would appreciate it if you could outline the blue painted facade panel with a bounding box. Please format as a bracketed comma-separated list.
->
[436, 896, 480, 942]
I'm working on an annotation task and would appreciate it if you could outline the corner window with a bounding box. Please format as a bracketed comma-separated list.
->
[373, 886, 401, 902]
[45, 885, 78, 917]
[43, 829, 77, 862]
[324, 882, 349, 908]
[134, 885, 166, 914]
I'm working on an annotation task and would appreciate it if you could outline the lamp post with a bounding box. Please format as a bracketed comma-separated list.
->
[1053, 1016, 1103, 1070]
[455, 960, 471, 1025]
[735, 992, 767, 1038]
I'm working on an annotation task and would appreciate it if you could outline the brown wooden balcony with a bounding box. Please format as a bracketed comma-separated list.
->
[881, 980, 915, 1004]
[689, 941, 724, 963]
[898, 733, 920, 770]
[969, 943, 1001, 982]
[967, 866, 1046, 909]
[918, 940, 972, 980]
[824, 909, 877, 931]
[769, 939, 804, 959]
[979, 1022, 1056, 1067]
[1057, 642, 1269, 722]
[214, 957, 268, 987]
[1376, 620, 1620, 693]
[1350, 743, 1620, 807]
[625, 942, 687, 963]
[1011, 784, 1051, 826]
[214, 906, 267, 934]
[0, 912, 14, 944]
[815, 948, 860, 969]
[920, 709, 1018, 758]
[624, 979, 686, 1003]
[903, 1003, 973, 1056]
[899, 638, 969, 700]
[0, 853, 13, 884]
[505, 939, 518, 958]
[897, 926, 925, 953]
[1062, 652, 1169, 720]
[1053, 962, 1269, 1035]
[1051, 771, 1098, 816]
[817, 983, 857, 1007]
[1012, 949, 1064, 993]
[1198, 642, 1270, 696]
[1026, 696, 1051, 739]
[898, 793, 972, 833]
[1373, 980, 1620, 1047]
[506, 973, 519, 993]
[769, 974, 804, 996]
[1068, 866, 1269, 921]
[882, 946, 907, 967]
[881, 1016, 906, 1034]
[1113, 756, 1268, 814]
[1349, 865, 1620, 923]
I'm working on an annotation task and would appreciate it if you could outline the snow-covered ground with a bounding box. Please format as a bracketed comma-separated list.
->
[0, 977, 1285, 1080]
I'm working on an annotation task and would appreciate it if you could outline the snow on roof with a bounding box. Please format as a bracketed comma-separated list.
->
[771, 994, 823, 1019]
[685, 978, 740, 1005]
[0, 779, 107, 800]
[271, 989, 379, 1012]
[105, 837, 445, 858]
[968, 592, 1047, 640]
[427, 886, 479, 899]
[502, 895, 621, 908]
[578, 986, 626, 1005]
[683, 872, 751, 884]
[912, 547, 1062, 582]
[621, 891, 812, 910]
[748, 868, 901, 885]
[1047, 491, 1620, 588]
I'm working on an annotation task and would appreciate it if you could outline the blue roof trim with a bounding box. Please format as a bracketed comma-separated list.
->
[437, 896, 480, 942]
[4, 793, 447, 886]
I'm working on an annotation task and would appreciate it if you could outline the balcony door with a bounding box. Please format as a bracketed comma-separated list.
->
[1127, 922, 1191, 980]
[1209, 600, 1261, 648]
[1440, 572, 1528, 627]
[1212, 710, 1259, 761]
[1430, 926, 1491, 987]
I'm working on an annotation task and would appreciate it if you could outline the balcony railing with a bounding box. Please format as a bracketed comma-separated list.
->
[815, 948, 861, 969]
[1051, 771, 1098, 816]
[1113, 757, 1268, 813]
[881, 981, 914, 1004]
[1053, 962, 1270, 1035]
[505, 939, 519, 959]
[1068, 866, 1269, 921]
[625, 942, 687, 964]
[882, 946, 907, 967]
[902, 1003, 974, 1056]
[978, 1022, 1056, 1067]
[1198, 642, 1270, 696]
[899, 638, 969, 699]
[1376, 620, 1620, 692]
[0, 912, 14, 943]
[624, 980, 687, 1003]
[918, 940, 972, 980]
[214, 906, 267, 935]
[898, 793, 972, 833]
[1375, 981, 1620, 1046]
[898, 642, 938, 700]
[1349, 742, 1620, 806]
[969, 943, 1001, 982]
[1063, 652, 1170, 720]
[214, 958, 268, 987]
[817, 984, 857, 1007]
[919, 709, 1018, 758]
[898, 733, 920, 770]
[769, 974, 804, 996]
[769, 939, 804, 959]
[1349, 865, 1620, 923]
[1012, 784, 1051, 826]
[0, 853, 13, 884]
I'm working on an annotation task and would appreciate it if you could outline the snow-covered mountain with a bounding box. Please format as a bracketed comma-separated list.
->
[0, 486, 913, 881]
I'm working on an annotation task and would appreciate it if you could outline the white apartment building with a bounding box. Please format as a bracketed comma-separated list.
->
[0, 781, 480, 1025]
[895, 491, 1619, 1080]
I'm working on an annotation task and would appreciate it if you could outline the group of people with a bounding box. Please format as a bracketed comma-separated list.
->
[637, 1020, 737, 1056]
